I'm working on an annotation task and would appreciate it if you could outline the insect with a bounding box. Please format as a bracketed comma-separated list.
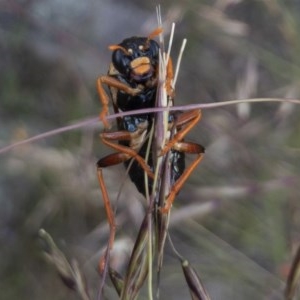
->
[96, 28, 205, 270]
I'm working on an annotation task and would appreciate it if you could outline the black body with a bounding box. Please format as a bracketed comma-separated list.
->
[109, 36, 185, 196]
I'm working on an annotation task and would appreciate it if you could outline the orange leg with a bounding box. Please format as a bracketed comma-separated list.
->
[97, 151, 136, 273]
[97, 168, 116, 273]
[159, 110, 204, 213]
[96, 128, 156, 271]
[165, 57, 175, 99]
[99, 130, 154, 179]
[160, 150, 204, 214]
[160, 109, 202, 156]
[96, 75, 143, 128]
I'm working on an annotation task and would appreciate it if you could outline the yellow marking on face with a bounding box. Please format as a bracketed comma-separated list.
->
[130, 57, 151, 75]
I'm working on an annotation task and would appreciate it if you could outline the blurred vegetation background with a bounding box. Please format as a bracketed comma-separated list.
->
[1, 0, 300, 299]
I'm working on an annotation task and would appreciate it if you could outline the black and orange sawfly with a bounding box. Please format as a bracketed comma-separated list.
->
[95, 24, 205, 278]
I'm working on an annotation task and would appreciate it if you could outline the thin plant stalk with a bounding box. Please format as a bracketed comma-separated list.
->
[1, 98, 300, 155]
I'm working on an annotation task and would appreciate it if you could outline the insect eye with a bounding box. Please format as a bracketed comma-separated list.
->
[148, 40, 159, 58]
[112, 49, 131, 75]
[138, 45, 144, 51]
[127, 48, 133, 55]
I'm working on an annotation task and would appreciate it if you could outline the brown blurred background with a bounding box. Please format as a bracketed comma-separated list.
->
[1, 0, 300, 299]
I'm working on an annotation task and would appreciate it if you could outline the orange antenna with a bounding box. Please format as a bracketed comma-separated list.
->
[148, 27, 163, 40]
[108, 44, 130, 55]
[145, 27, 163, 49]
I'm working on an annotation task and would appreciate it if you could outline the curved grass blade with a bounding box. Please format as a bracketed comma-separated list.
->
[38, 229, 90, 300]
[168, 233, 211, 300]
[181, 259, 211, 300]
[121, 211, 151, 300]
[109, 268, 124, 296]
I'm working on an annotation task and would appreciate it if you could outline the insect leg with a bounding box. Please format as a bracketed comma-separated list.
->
[96, 75, 143, 128]
[159, 109, 204, 213]
[165, 57, 175, 98]
[160, 109, 202, 156]
[160, 142, 204, 214]
[96, 128, 153, 272]
[99, 131, 154, 179]
[96, 167, 116, 272]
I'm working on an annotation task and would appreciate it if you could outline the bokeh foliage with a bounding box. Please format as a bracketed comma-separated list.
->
[1, 0, 300, 299]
